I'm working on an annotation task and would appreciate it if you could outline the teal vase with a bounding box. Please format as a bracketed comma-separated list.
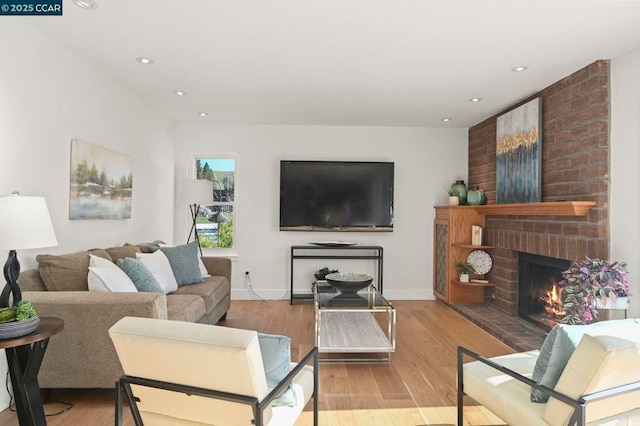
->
[450, 180, 467, 205]
[467, 187, 486, 205]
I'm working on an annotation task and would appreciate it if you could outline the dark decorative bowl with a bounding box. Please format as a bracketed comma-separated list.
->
[325, 273, 373, 294]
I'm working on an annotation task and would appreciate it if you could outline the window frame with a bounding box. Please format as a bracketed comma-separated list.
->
[191, 153, 238, 257]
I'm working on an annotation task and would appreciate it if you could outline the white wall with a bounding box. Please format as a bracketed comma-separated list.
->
[174, 124, 468, 301]
[0, 20, 175, 409]
[611, 45, 640, 319]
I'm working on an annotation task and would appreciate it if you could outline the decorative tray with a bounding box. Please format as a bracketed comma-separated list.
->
[309, 241, 357, 247]
[0, 315, 40, 340]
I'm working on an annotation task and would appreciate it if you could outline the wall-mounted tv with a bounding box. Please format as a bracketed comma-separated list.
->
[279, 160, 394, 231]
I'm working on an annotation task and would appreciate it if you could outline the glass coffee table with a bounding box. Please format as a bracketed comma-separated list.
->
[314, 284, 396, 362]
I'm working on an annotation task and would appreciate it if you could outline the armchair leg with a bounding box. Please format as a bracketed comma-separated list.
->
[115, 381, 122, 426]
[457, 347, 464, 426]
[313, 349, 319, 426]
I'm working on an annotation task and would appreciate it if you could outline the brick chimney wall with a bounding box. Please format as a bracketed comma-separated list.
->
[468, 60, 610, 314]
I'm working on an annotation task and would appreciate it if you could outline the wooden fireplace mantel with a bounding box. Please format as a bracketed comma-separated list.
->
[472, 201, 596, 217]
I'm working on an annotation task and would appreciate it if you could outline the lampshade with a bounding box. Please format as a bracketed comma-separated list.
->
[0, 194, 58, 250]
[177, 179, 213, 206]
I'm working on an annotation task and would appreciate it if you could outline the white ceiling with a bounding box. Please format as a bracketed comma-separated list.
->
[26, 0, 640, 128]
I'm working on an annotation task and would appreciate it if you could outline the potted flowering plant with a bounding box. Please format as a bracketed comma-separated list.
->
[559, 257, 630, 325]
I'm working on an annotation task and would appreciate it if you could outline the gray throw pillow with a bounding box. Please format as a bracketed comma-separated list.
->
[531, 319, 640, 402]
[116, 258, 163, 293]
[157, 242, 204, 286]
[257, 333, 297, 407]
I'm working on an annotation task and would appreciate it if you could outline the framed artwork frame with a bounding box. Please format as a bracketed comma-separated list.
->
[496, 97, 542, 204]
[69, 139, 133, 220]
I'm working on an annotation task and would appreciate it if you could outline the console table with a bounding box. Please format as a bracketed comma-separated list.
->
[290, 245, 383, 304]
[1, 317, 64, 426]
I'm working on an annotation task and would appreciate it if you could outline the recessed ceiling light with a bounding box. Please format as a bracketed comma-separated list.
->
[72, 0, 98, 9]
[511, 66, 528, 72]
[198, 112, 208, 117]
[136, 57, 154, 65]
[174, 91, 186, 96]
[469, 97, 482, 103]
[441, 118, 452, 122]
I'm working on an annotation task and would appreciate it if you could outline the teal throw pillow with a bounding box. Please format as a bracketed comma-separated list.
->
[257, 332, 297, 407]
[158, 242, 204, 286]
[531, 319, 640, 402]
[116, 258, 163, 293]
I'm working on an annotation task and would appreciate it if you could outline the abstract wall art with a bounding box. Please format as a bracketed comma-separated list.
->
[496, 97, 542, 204]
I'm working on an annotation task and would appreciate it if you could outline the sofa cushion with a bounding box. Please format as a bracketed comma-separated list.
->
[136, 251, 178, 294]
[542, 322, 640, 426]
[171, 276, 228, 313]
[117, 258, 164, 293]
[157, 242, 204, 286]
[105, 245, 141, 262]
[166, 295, 206, 322]
[37, 250, 111, 291]
[531, 319, 640, 402]
[125, 240, 164, 253]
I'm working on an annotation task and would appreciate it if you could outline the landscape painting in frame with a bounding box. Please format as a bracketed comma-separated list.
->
[496, 97, 542, 204]
[69, 140, 133, 219]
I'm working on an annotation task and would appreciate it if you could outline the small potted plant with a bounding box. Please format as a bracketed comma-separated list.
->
[312, 267, 339, 292]
[456, 262, 475, 283]
[447, 189, 460, 206]
[558, 257, 630, 325]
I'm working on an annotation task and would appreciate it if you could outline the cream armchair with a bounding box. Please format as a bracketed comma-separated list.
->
[457, 320, 640, 426]
[109, 316, 318, 426]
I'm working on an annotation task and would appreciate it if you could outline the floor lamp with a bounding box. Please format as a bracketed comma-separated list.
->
[0, 193, 58, 308]
[177, 179, 213, 256]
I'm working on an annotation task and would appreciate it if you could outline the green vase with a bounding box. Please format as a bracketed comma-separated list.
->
[450, 180, 467, 205]
[467, 187, 486, 205]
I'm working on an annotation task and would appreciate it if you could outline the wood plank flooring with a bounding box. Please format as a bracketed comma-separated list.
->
[0, 300, 512, 425]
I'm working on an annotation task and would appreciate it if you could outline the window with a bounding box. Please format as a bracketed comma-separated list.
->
[195, 157, 235, 249]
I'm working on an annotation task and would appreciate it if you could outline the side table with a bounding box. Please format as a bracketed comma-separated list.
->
[0, 317, 64, 426]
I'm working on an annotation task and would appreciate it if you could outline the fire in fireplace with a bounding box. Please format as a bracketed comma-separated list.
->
[518, 252, 570, 329]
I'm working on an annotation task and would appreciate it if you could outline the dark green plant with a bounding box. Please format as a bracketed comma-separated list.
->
[455, 262, 475, 275]
[559, 257, 629, 325]
[314, 267, 338, 281]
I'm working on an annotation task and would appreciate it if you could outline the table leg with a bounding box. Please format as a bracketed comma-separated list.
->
[5, 339, 49, 426]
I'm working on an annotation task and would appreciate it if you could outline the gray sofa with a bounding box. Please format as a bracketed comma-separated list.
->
[17, 243, 231, 389]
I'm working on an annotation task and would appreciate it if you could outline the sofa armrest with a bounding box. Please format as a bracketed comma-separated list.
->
[23, 291, 168, 388]
[201, 256, 232, 283]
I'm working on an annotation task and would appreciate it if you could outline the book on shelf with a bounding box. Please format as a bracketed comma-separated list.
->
[471, 225, 483, 246]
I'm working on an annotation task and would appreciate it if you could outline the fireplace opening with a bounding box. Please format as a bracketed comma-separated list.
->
[518, 252, 570, 330]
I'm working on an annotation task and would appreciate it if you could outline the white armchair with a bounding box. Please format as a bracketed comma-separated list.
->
[457, 320, 640, 426]
[109, 316, 318, 426]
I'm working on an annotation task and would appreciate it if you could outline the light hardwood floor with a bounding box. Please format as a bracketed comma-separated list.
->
[0, 300, 511, 425]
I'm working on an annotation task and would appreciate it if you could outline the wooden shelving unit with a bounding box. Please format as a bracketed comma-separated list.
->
[433, 201, 596, 305]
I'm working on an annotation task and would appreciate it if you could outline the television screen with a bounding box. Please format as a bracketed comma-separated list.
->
[279, 161, 394, 231]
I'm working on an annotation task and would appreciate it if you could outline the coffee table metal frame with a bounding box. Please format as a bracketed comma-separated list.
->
[314, 284, 396, 362]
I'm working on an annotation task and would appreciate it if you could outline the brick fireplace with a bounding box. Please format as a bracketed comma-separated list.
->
[468, 60, 610, 315]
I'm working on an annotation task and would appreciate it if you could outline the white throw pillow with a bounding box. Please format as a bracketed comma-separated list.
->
[158, 243, 210, 278]
[90, 253, 115, 268]
[88, 264, 138, 293]
[136, 251, 179, 294]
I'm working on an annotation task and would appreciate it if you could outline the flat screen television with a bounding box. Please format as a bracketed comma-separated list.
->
[279, 160, 394, 231]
